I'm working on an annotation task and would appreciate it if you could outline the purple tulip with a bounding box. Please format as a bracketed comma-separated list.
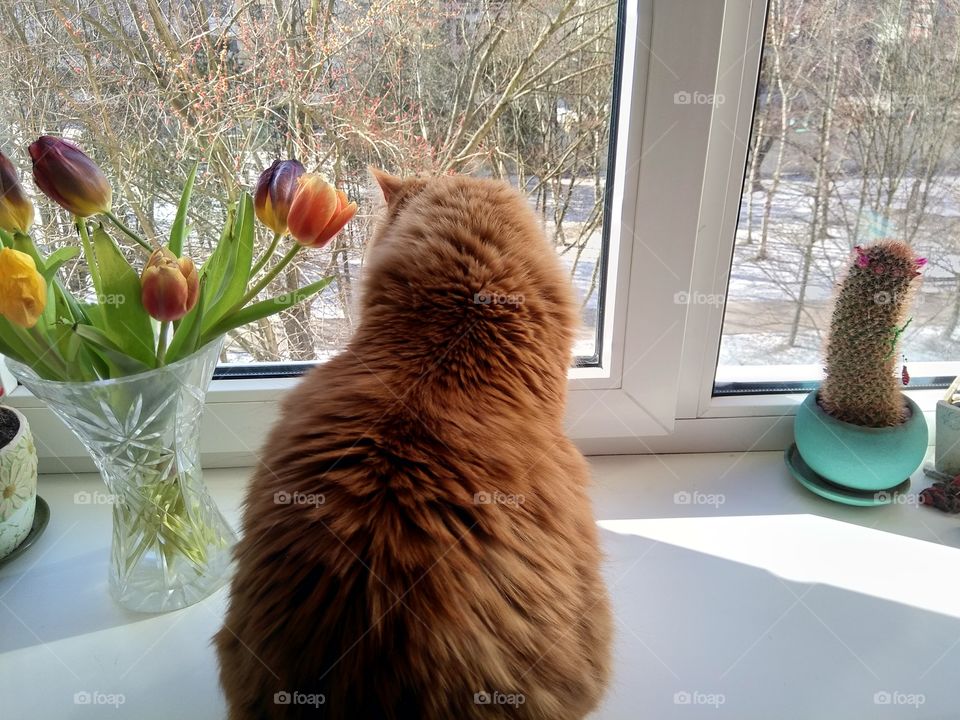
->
[29, 136, 112, 217]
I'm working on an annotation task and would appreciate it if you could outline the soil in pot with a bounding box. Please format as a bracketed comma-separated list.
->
[0, 408, 20, 446]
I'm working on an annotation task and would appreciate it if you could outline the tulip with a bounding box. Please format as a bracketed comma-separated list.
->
[29, 136, 112, 217]
[254, 160, 305, 235]
[140, 247, 200, 322]
[0, 248, 46, 328]
[0, 152, 34, 234]
[287, 174, 358, 249]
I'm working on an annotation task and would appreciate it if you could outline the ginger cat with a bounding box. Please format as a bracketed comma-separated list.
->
[215, 169, 612, 719]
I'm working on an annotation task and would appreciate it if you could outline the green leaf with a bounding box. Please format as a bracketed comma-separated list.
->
[0, 317, 65, 380]
[90, 225, 156, 368]
[0, 228, 12, 248]
[198, 204, 235, 321]
[53, 281, 87, 324]
[42, 277, 56, 327]
[203, 276, 333, 341]
[203, 194, 254, 331]
[165, 276, 206, 364]
[11, 233, 46, 272]
[0, 320, 31, 365]
[78, 342, 109, 380]
[169, 163, 198, 257]
[41, 246, 81, 281]
[77, 220, 103, 301]
[71, 323, 152, 376]
[59, 325, 82, 364]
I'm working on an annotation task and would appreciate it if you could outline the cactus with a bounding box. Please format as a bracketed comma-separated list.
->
[819, 240, 925, 428]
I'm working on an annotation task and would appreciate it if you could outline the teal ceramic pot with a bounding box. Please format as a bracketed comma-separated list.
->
[0, 406, 38, 560]
[794, 390, 928, 491]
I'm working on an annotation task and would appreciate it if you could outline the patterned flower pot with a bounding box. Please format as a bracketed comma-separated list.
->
[0, 406, 38, 560]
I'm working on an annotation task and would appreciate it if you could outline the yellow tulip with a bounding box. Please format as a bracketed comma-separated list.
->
[0, 152, 34, 234]
[0, 248, 46, 328]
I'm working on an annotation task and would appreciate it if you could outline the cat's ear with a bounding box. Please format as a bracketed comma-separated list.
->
[368, 167, 404, 204]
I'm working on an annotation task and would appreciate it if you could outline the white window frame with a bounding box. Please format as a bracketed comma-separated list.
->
[5, 0, 947, 471]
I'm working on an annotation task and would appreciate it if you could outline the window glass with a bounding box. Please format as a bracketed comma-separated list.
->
[716, 0, 960, 392]
[0, 0, 620, 369]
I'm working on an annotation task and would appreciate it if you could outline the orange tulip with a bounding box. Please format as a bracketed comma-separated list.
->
[29, 136, 112, 217]
[287, 174, 357, 249]
[0, 248, 46, 328]
[140, 247, 199, 322]
[0, 152, 34, 234]
[254, 160, 305, 235]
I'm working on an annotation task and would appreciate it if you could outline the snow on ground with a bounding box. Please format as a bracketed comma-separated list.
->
[721, 175, 960, 370]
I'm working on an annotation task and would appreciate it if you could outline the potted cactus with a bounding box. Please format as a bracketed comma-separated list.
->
[789, 241, 928, 505]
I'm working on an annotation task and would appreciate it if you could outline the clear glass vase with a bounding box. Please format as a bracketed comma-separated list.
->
[7, 339, 236, 613]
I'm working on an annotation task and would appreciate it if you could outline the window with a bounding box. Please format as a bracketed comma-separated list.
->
[0, 0, 621, 373]
[716, 0, 960, 395]
[13, 0, 949, 460]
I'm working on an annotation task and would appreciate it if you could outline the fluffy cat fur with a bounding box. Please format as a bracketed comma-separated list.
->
[215, 170, 612, 719]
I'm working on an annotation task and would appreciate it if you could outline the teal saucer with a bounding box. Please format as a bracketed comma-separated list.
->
[785, 444, 910, 507]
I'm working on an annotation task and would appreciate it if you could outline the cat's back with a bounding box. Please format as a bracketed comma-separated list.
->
[216, 172, 611, 720]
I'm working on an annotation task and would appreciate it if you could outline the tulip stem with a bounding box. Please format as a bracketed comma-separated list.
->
[251, 232, 282, 277]
[75, 218, 103, 298]
[237, 244, 301, 308]
[103, 211, 154, 253]
[156, 321, 171, 366]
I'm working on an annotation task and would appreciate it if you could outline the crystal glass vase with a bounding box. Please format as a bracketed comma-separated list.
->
[7, 339, 236, 613]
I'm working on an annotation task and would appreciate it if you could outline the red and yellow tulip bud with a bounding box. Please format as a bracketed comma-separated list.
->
[287, 175, 358, 249]
[140, 247, 199, 322]
[0, 152, 34, 234]
[254, 159, 305, 235]
[0, 248, 46, 328]
[28, 136, 112, 217]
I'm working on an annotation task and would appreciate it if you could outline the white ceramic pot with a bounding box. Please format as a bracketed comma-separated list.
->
[0, 406, 38, 560]
[935, 400, 960, 477]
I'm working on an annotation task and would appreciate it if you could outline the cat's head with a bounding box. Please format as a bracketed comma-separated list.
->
[365, 167, 428, 252]
[359, 168, 579, 394]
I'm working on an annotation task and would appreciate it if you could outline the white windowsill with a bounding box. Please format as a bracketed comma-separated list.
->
[2, 451, 958, 718]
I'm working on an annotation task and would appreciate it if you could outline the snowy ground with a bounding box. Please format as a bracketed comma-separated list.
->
[719, 175, 960, 370]
[221, 177, 605, 364]
[222, 170, 960, 375]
